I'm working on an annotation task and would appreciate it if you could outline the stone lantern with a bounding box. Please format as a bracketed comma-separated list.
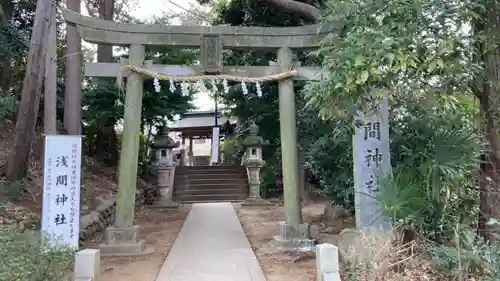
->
[242, 121, 272, 206]
[151, 126, 179, 208]
[152, 127, 178, 166]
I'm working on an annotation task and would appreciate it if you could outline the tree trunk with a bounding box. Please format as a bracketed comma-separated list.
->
[95, 119, 118, 166]
[64, 0, 83, 135]
[97, 0, 114, 63]
[44, 5, 57, 135]
[40, 4, 57, 166]
[92, 0, 118, 166]
[477, 2, 500, 243]
[6, 0, 52, 181]
[478, 101, 500, 243]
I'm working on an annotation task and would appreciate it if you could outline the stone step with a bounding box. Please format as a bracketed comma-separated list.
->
[174, 182, 248, 189]
[175, 199, 245, 204]
[176, 165, 244, 169]
[175, 173, 247, 180]
[174, 188, 247, 196]
[173, 193, 248, 202]
[175, 178, 247, 186]
[175, 172, 246, 178]
[175, 166, 246, 174]
[176, 172, 243, 178]
[172, 165, 249, 203]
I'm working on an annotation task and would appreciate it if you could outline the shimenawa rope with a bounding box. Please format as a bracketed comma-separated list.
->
[116, 64, 298, 90]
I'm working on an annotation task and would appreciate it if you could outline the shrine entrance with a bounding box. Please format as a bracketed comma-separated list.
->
[62, 8, 333, 254]
[169, 110, 234, 166]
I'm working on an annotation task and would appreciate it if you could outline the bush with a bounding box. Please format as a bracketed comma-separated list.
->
[0, 226, 75, 281]
[304, 93, 480, 238]
[0, 180, 27, 201]
[377, 98, 480, 241]
[425, 230, 500, 281]
[341, 231, 429, 281]
[305, 126, 354, 212]
[0, 90, 19, 119]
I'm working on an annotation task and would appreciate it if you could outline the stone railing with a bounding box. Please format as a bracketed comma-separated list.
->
[316, 243, 342, 281]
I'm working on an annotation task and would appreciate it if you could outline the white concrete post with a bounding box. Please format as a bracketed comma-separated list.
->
[316, 243, 341, 281]
[74, 249, 100, 281]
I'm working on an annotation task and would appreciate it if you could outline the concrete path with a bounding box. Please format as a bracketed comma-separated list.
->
[155, 202, 267, 281]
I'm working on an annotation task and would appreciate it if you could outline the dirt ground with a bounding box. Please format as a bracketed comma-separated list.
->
[82, 201, 352, 281]
[83, 205, 191, 281]
[235, 201, 355, 281]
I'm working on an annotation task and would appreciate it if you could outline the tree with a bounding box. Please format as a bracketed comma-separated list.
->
[97, 0, 114, 63]
[43, 4, 57, 135]
[6, 0, 53, 181]
[0, 0, 35, 108]
[64, 0, 82, 135]
[96, 0, 118, 165]
[80, 0, 137, 165]
[206, 0, 325, 200]
[474, 2, 500, 242]
[302, 0, 500, 241]
[207, 0, 495, 243]
[258, 0, 321, 21]
[81, 16, 198, 165]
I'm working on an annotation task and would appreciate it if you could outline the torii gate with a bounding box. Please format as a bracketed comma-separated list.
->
[62, 9, 335, 254]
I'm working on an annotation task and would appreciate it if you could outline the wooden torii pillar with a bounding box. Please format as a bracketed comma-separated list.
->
[61, 8, 335, 255]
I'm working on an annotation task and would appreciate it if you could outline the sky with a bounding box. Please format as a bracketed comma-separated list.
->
[83, 0, 215, 111]
[128, 0, 196, 23]
[130, 0, 214, 111]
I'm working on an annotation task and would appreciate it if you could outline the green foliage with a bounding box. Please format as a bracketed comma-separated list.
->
[138, 133, 150, 176]
[305, 0, 484, 243]
[0, 20, 30, 97]
[0, 179, 27, 201]
[82, 81, 123, 128]
[82, 77, 195, 130]
[80, 13, 198, 165]
[82, 45, 196, 164]
[306, 0, 484, 120]
[212, 0, 318, 26]
[221, 137, 240, 164]
[0, 22, 29, 66]
[222, 83, 281, 156]
[0, 90, 18, 119]
[0, 226, 75, 281]
[82, 78, 194, 162]
[376, 96, 480, 239]
[425, 230, 500, 280]
[213, 0, 326, 195]
[305, 123, 354, 211]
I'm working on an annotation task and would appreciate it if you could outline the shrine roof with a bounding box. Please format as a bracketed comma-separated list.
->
[169, 110, 230, 130]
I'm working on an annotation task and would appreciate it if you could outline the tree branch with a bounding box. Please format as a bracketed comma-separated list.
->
[259, 0, 320, 22]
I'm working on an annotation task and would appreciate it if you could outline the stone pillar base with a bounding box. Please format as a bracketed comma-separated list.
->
[242, 197, 274, 206]
[272, 221, 318, 251]
[99, 225, 155, 257]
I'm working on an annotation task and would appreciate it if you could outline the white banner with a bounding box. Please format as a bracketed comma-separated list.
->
[211, 127, 220, 164]
[42, 135, 82, 249]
